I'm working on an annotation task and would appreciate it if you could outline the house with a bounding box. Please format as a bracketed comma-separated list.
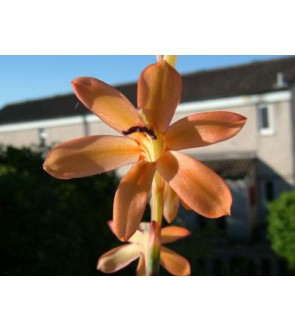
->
[1, 56, 295, 243]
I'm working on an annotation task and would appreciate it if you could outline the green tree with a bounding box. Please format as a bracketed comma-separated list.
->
[0, 146, 124, 275]
[268, 191, 295, 270]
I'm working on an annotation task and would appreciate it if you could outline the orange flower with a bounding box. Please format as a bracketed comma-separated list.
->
[97, 221, 191, 276]
[43, 60, 247, 241]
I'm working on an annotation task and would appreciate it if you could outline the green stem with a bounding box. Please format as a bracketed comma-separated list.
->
[146, 172, 164, 276]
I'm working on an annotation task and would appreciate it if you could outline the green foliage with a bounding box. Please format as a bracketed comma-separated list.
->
[267, 190, 295, 269]
[0, 146, 124, 275]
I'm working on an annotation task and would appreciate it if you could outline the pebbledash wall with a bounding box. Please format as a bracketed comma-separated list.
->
[0, 90, 293, 184]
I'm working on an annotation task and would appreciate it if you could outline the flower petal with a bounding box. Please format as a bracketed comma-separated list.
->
[97, 244, 141, 273]
[43, 135, 140, 179]
[137, 62, 182, 133]
[163, 183, 179, 223]
[164, 111, 247, 151]
[160, 246, 191, 276]
[180, 199, 191, 211]
[109, 220, 147, 245]
[107, 220, 115, 233]
[72, 77, 144, 133]
[161, 226, 191, 244]
[128, 227, 145, 245]
[113, 160, 156, 241]
[156, 151, 232, 218]
[136, 255, 146, 276]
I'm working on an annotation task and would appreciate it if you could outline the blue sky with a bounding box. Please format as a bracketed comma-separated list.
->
[0, 55, 292, 109]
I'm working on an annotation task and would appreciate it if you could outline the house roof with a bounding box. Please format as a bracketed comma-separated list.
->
[1, 56, 295, 125]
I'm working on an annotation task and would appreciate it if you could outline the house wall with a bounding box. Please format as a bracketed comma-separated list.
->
[173, 98, 294, 235]
[174, 100, 294, 187]
[0, 129, 39, 146]
[0, 121, 113, 147]
[1, 91, 294, 243]
[1, 92, 294, 189]
[46, 124, 88, 145]
[257, 101, 294, 185]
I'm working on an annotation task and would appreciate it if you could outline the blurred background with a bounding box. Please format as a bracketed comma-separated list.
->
[1, 55, 295, 276]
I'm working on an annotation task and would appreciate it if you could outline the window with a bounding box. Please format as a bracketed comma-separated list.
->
[39, 128, 47, 147]
[265, 181, 275, 202]
[257, 104, 274, 135]
[260, 106, 269, 129]
[261, 180, 276, 207]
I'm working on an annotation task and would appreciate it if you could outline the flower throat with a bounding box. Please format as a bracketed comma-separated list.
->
[122, 125, 163, 163]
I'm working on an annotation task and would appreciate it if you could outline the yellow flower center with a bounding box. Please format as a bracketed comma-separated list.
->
[139, 129, 163, 163]
[124, 127, 164, 163]
[122, 109, 164, 163]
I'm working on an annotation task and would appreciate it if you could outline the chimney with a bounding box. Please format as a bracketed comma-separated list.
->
[274, 72, 288, 89]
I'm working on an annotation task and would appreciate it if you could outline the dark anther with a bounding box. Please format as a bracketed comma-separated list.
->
[145, 128, 157, 140]
[122, 126, 157, 140]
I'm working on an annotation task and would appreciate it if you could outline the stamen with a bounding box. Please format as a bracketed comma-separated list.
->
[122, 126, 157, 140]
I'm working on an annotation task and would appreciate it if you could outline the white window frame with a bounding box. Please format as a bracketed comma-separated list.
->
[257, 103, 275, 136]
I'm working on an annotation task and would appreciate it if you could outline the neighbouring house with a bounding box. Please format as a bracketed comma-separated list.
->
[1, 56, 295, 244]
